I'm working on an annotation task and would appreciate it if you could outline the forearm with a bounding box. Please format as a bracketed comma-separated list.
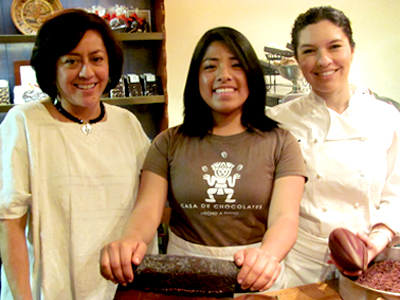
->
[121, 170, 167, 245]
[261, 215, 298, 262]
[100, 171, 168, 283]
[121, 201, 164, 245]
[263, 176, 304, 262]
[0, 215, 33, 300]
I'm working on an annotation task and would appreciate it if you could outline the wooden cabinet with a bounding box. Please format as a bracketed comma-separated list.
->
[0, 0, 168, 138]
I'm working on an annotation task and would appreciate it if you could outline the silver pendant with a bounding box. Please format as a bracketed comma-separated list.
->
[81, 124, 92, 135]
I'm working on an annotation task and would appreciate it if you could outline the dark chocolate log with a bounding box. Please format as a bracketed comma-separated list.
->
[118, 254, 248, 295]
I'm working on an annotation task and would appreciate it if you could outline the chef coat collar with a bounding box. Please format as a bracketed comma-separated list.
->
[307, 85, 370, 141]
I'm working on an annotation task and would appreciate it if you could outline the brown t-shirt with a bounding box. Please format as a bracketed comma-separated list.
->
[143, 126, 306, 246]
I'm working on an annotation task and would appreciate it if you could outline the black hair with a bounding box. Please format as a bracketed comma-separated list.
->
[180, 26, 277, 137]
[30, 8, 123, 99]
[291, 6, 355, 58]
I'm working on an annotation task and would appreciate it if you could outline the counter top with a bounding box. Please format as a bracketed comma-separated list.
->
[114, 280, 342, 299]
[258, 280, 341, 300]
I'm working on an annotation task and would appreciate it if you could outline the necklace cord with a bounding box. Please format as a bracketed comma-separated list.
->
[53, 98, 105, 124]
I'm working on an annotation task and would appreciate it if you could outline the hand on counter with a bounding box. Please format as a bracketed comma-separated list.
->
[100, 238, 148, 286]
[234, 248, 281, 292]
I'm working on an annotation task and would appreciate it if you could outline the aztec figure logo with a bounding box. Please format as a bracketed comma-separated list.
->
[202, 162, 242, 203]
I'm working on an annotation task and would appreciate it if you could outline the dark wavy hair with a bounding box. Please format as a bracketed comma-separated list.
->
[30, 8, 123, 99]
[180, 27, 277, 137]
[291, 6, 355, 58]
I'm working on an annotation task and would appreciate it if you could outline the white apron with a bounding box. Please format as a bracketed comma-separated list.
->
[284, 228, 337, 288]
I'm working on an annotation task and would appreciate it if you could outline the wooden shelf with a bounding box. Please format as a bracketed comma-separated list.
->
[0, 96, 165, 113]
[0, 105, 14, 113]
[0, 32, 164, 44]
[101, 95, 165, 105]
[0, 35, 37, 43]
[115, 32, 164, 41]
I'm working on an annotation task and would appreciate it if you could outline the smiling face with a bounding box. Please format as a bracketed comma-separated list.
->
[199, 41, 249, 120]
[55, 30, 109, 111]
[296, 20, 354, 99]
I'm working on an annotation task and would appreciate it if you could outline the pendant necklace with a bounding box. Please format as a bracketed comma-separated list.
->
[53, 98, 105, 135]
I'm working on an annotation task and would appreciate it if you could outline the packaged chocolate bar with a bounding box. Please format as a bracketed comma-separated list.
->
[141, 73, 159, 96]
[126, 74, 143, 97]
[110, 76, 126, 98]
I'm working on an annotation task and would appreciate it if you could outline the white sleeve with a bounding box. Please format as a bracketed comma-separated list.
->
[372, 109, 400, 246]
[0, 107, 32, 218]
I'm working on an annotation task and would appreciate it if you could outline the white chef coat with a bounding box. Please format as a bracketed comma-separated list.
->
[266, 85, 400, 286]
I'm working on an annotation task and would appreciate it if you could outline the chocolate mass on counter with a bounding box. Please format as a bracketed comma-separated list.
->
[117, 254, 252, 296]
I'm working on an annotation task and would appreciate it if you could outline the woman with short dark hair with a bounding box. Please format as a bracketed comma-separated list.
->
[31, 8, 123, 99]
[0, 9, 157, 299]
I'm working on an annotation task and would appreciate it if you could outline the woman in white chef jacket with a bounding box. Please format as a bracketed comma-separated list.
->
[267, 6, 400, 287]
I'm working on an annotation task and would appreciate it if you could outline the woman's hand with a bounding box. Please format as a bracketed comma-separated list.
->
[328, 255, 363, 277]
[329, 227, 392, 277]
[100, 171, 168, 286]
[100, 238, 148, 286]
[234, 248, 281, 292]
[357, 232, 381, 264]
[232, 175, 304, 291]
[358, 227, 393, 264]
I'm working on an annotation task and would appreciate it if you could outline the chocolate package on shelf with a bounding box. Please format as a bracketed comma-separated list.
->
[126, 74, 143, 97]
[140, 73, 161, 96]
[109, 76, 126, 98]
[107, 73, 162, 98]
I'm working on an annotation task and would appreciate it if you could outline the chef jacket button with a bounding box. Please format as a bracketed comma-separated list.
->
[314, 138, 318, 143]
[311, 109, 317, 115]
[354, 203, 360, 209]
[322, 206, 328, 212]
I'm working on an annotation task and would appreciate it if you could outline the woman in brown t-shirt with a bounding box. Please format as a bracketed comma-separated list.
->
[100, 27, 307, 293]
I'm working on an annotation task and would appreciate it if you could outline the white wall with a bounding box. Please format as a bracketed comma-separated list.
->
[165, 0, 400, 127]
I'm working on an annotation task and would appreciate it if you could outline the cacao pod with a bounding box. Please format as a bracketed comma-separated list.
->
[328, 228, 367, 273]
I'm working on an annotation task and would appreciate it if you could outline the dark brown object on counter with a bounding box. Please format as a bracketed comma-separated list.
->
[116, 254, 248, 296]
[114, 289, 234, 300]
[234, 295, 279, 300]
[328, 228, 367, 273]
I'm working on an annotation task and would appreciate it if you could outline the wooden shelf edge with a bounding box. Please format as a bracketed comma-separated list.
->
[0, 104, 14, 113]
[102, 95, 165, 105]
[0, 96, 165, 113]
[0, 33, 164, 44]
[115, 32, 164, 41]
[0, 35, 36, 43]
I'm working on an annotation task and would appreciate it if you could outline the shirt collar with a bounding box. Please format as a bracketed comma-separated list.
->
[307, 86, 370, 141]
